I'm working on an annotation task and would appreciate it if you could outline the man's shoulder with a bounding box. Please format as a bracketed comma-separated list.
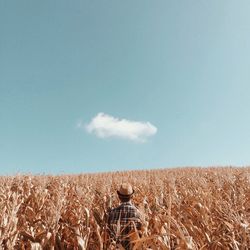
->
[108, 206, 119, 215]
[109, 202, 140, 213]
[120, 203, 142, 217]
[108, 204, 123, 216]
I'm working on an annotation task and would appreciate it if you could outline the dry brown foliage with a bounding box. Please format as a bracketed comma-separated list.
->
[0, 167, 249, 249]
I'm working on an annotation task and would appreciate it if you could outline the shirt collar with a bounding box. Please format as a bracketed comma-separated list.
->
[120, 201, 132, 205]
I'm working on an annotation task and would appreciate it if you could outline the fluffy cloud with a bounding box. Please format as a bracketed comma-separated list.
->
[82, 113, 157, 142]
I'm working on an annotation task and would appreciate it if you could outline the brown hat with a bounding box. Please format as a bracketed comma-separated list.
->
[117, 183, 134, 197]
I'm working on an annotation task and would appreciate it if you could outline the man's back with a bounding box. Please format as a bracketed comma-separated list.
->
[108, 201, 142, 249]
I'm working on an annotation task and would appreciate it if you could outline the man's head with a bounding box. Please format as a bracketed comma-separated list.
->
[117, 183, 134, 202]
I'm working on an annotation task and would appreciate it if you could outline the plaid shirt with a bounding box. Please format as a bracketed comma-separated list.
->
[107, 201, 142, 244]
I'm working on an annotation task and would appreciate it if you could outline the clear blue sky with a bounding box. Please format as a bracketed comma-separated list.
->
[1, 0, 250, 174]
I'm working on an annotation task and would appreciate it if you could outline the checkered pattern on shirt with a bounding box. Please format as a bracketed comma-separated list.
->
[108, 202, 142, 241]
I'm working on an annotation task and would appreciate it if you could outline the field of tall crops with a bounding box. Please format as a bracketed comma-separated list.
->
[0, 167, 249, 249]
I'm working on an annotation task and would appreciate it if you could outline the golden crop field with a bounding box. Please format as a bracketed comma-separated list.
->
[0, 167, 249, 250]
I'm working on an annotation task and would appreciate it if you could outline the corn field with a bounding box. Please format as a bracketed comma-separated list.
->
[0, 167, 249, 249]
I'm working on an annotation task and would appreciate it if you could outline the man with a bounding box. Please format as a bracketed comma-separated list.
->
[107, 183, 143, 250]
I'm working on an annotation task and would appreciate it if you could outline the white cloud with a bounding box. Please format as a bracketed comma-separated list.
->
[82, 113, 157, 142]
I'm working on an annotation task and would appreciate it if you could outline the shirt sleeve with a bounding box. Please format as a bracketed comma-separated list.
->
[135, 208, 143, 230]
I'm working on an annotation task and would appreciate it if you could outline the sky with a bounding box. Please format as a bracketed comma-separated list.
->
[1, 0, 250, 175]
